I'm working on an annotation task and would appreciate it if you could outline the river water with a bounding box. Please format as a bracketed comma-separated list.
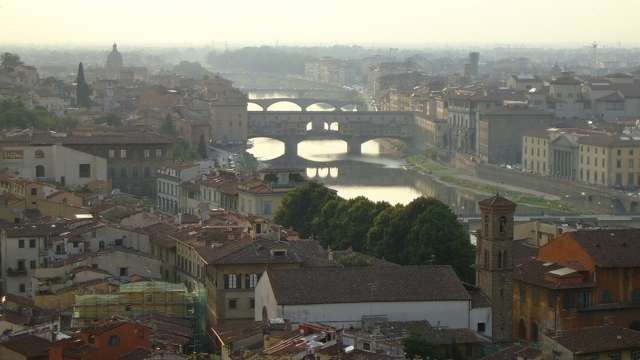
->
[246, 92, 496, 216]
[241, 89, 620, 247]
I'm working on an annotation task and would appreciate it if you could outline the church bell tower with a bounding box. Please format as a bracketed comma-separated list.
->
[476, 193, 516, 342]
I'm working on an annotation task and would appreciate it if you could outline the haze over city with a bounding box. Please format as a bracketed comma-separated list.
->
[3, 1, 640, 359]
[1, 0, 640, 47]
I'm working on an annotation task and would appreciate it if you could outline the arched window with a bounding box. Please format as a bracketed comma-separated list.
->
[35, 165, 45, 178]
[34, 150, 44, 158]
[518, 319, 527, 340]
[499, 216, 507, 233]
[484, 215, 489, 234]
[531, 321, 539, 342]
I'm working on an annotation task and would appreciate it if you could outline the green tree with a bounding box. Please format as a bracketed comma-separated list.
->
[236, 152, 258, 174]
[0, 98, 77, 130]
[1, 52, 22, 69]
[274, 181, 337, 238]
[403, 332, 436, 360]
[198, 134, 208, 159]
[75, 62, 91, 107]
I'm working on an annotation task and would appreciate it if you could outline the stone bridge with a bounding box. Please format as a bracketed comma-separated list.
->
[247, 98, 366, 111]
[248, 111, 416, 158]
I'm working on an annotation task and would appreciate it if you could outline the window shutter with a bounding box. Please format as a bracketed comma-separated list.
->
[245, 274, 250, 289]
[237, 274, 242, 289]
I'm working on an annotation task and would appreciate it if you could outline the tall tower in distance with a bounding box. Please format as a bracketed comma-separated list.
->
[469, 52, 480, 79]
[476, 193, 516, 343]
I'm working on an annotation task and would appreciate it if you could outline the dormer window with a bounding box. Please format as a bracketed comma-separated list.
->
[271, 249, 287, 257]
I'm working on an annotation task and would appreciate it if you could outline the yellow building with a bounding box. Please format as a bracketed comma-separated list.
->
[522, 130, 551, 176]
[578, 135, 640, 187]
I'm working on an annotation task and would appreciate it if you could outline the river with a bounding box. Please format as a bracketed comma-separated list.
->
[245, 91, 574, 217]
[244, 91, 498, 216]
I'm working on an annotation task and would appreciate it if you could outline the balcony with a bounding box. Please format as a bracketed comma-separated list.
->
[7, 267, 27, 277]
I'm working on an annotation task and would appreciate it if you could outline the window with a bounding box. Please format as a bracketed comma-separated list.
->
[18, 239, 25, 248]
[224, 274, 239, 289]
[29, 239, 35, 248]
[250, 298, 255, 309]
[228, 299, 237, 309]
[120, 167, 127, 178]
[155, 149, 162, 158]
[108, 167, 115, 178]
[79, 164, 91, 178]
[601, 290, 613, 303]
[263, 202, 272, 215]
[132, 167, 139, 178]
[34, 149, 45, 158]
[610, 352, 621, 360]
[108, 335, 121, 347]
[120, 149, 127, 159]
[144, 167, 150, 178]
[632, 289, 640, 304]
[247, 273, 259, 289]
[477, 322, 486, 333]
[99, 241, 105, 250]
[108, 149, 115, 158]
[144, 149, 150, 159]
[30, 260, 36, 269]
[520, 285, 526, 304]
[35, 165, 45, 178]
[363, 342, 371, 351]
[632, 351, 640, 360]
[631, 159, 635, 169]
[119, 267, 128, 277]
[19, 283, 25, 293]
[532, 287, 540, 304]
[499, 216, 507, 233]
[563, 292, 574, 310]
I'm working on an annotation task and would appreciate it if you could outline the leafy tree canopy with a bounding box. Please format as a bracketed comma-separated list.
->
[274, 183, 475, 282]
[1, 52, 23, 69]
[0, 98, 77, 130]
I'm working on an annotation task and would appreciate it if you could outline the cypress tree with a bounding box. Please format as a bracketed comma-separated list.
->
[198, 134, 208, 159]
[76, 62, 91, 107]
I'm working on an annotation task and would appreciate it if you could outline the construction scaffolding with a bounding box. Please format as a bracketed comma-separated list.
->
[72, 280, 209, 353]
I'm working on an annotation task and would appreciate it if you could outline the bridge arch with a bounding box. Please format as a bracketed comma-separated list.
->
[361, 137, 409, 155]
[329, 122, 340, 131]
[246, 102, 264, 111]
[267, 101, 303, 111]
[340, 104, 359, 112]
[306, 102, 337, 112]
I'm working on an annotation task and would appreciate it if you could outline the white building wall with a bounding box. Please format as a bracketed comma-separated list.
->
[278, 301, 470, 329]
[0, 235, 46, 297]
[1, 145, 107, 187]
[81, 226, 150, 254]
[470, 306, 492, 338]
[255, 273, 471, 329]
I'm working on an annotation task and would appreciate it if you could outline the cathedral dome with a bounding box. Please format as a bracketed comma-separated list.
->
[106, 43, 123, 70]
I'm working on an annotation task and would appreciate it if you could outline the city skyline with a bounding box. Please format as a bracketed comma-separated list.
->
[1, 0, 639, 47]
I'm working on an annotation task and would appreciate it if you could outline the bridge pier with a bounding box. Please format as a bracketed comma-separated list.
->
[283, 139, 299, 159]
[347, 139, 362, 156]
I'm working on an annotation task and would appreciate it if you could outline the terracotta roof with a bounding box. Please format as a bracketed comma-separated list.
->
[478, 194, 516, 208]
[267, 265, 469, 305]
[577, 134, 640, 147]
[479, 344, 540, 360]
[0, 131, 174, 146]
[569, 229, 640, 268]
[550, 326, 640, 354]
[514, 258, 594, 290]
[0, 334, 52, 358]
[552, 76, 581, 85]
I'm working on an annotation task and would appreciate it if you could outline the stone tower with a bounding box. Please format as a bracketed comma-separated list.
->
[476, 193, 516, 342]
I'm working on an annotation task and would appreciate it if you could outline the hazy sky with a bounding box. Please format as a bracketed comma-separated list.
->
[1, 0, 639, 47]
